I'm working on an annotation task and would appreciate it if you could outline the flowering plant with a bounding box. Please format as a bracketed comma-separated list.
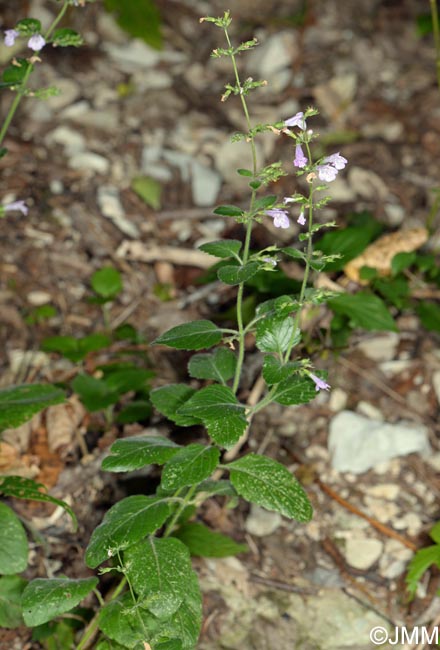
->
[0, 9, 348, 649]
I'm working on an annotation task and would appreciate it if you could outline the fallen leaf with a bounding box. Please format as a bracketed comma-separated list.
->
[46, 396, 86, 454]
[344, 227, 428, 284]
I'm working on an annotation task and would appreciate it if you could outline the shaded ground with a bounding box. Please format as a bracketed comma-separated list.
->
[1, 0, 440, 648]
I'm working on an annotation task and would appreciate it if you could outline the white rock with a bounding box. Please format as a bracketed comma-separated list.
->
[69, 152, 110, 175]
[379, 359, 414, 377]
[348, 166, 389, 201]
[366, 484, 400, 500]
[356, 332, 399, 362]
[46, 78, 81, 111]
[384, 202, 405, 225]
[8, 350, 51, 374]
[363, 496, 399, 523]
[328, 411, 430, 474]
[245, 504, 282, 537]
[246, 31, 298, 80]
[103, 40, 160, 71]
[214, 139, 263, 190]
[191, 160, 222, 207]
[47, 126, 86, 154]
[393, 512, 423, 535]
[26, 290, 51, 306]
[432, 370, 440, 406]
[97, 186, 139, 238]
[344, 536, 383, 570]
[328, 388, 348, 412]
[356, 401, 384, 422]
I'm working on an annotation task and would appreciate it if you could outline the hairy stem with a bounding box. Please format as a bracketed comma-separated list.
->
[0, 0, 70, 148]
[430, 0, 440, 92]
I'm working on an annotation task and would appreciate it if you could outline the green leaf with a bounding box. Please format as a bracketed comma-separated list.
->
[227, 454, 312, 522]
[0, 384, 65, 432]
[253, 194, 277, 212]
[98, 593, 157, 649]
[0, 575, 27, 628]
[213, 205, 244, 217]
[91, 267, 123, 299]
[217, 261, 259, 285]
[178, 385, 247, 448]
[316, 214, 382, 271]
[51, 28, 84, 47]
[150, 384, 200, 427]
[115, 400, 152, 424]
[2, 60, 32, 86]
[236, 168, 253, 177]
[199, 239, 242, 259]
[125, 537, 198, 616]
[22, 577, 98, 627]
[101, 367, 153, 394]
[132, 175, 162, 210]
[154, 320, 223, 350]
[256, 315, 294, 355]
[85, 495, 170, 568]
[196, 479, 237, 498]
[328, 292, 398, 331]
[161, 444, 219, 491]
[430, 522, 440, 544]
[41, 333, 111, 362]
[188, 347, 237, 383]
[72, 374, 118, 412]
[282, 247, 306, 262]
[391, 251, 416, 275]
[102, 435, 180, 472]
[0, 476, 77, 529]
[271, 374, 318, 406]
[417, 301, 440, 333]
[173, 522, 248, 557]
[405, 545, 440, 598]
[103, 0, 162, 49]
[16, 18, 42, 35]
[0, 503, 28, 574]
[262, 356, 298, 385]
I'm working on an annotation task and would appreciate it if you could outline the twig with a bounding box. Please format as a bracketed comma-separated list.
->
[317, 479, 417, 552]
[249, 573, 317, 595]
[116, 241, 214, 268]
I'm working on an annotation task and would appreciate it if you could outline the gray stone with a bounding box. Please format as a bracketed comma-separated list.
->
[69, 152, 110, 175]
[356, 332, 399, 362]
[245, 505, 282, 537]
[328, 410, 430, 473]
[191, 160, 222, 207]
[343, 536, 383, 570]
[46, 78, 81, 111]
[97, 185, 139, 238]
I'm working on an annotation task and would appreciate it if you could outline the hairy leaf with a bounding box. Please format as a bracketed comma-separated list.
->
[0, 575, 27, 628]
[173, 522, 248, 557]
[199, 239, 242, 259]
[150, 384, 200, 427]
[328, 292, 398, 331]
[102, 435, 181, 472]
[0, 384, 65, 432]
[161, 444, 219, 491]
[0, 503, 28, 574]
[227, 454, 312, 522]
[188, 348, 236, 384]
[154, 320, 223, 350]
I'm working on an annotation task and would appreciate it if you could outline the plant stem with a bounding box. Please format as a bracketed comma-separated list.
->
[430, 0, 440, 91]
[76, 578, 126, 650]
[0, 0, 70, 148]
[163, 485, 197, 538]
[222, 26, 258, 394]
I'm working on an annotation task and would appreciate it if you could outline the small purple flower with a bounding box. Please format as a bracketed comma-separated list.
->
[309, 372, 330, 392]
[2, 200, 28, 216]
[28, 34, 46, 51]
[323, 152, 347, 170]
[317, 164, 338, 182]
[297, 211, 306, 226]
[284, 111, 306, 130]
[293, 144, 308, 168]
[4, 29, 19, 47]
[266, 208, 290, 229]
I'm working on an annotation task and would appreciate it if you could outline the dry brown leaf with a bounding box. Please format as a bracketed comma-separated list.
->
[0, 441, 39, 478]
[46, 395, 86, 453]
[344, 227, 428, 284]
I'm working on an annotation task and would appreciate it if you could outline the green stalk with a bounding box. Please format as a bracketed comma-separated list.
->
[76, 577, 127, 650]
[0, 0, 70, 148]
[430, 0, 440, 91]
[163, 485, 197, 538]
[222, 26, 258, 394]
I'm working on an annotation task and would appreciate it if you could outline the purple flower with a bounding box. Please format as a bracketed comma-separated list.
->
[297, 211, 306, 226]
[309, 372, 330, 392]
[284, 111, 306, 130]
[323, 152, 347, 170]
[4, 29, 19, 47]
[317, 164, 338, 182]
[293, 144, 308, 168]
[2, 200, 29, 216]
[28, 34, 46, 51]
[266, 208, 290, 229]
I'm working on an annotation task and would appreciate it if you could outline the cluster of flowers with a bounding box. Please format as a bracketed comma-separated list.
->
[266, 111, 347, 230]
[4, 29, 46, 52]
